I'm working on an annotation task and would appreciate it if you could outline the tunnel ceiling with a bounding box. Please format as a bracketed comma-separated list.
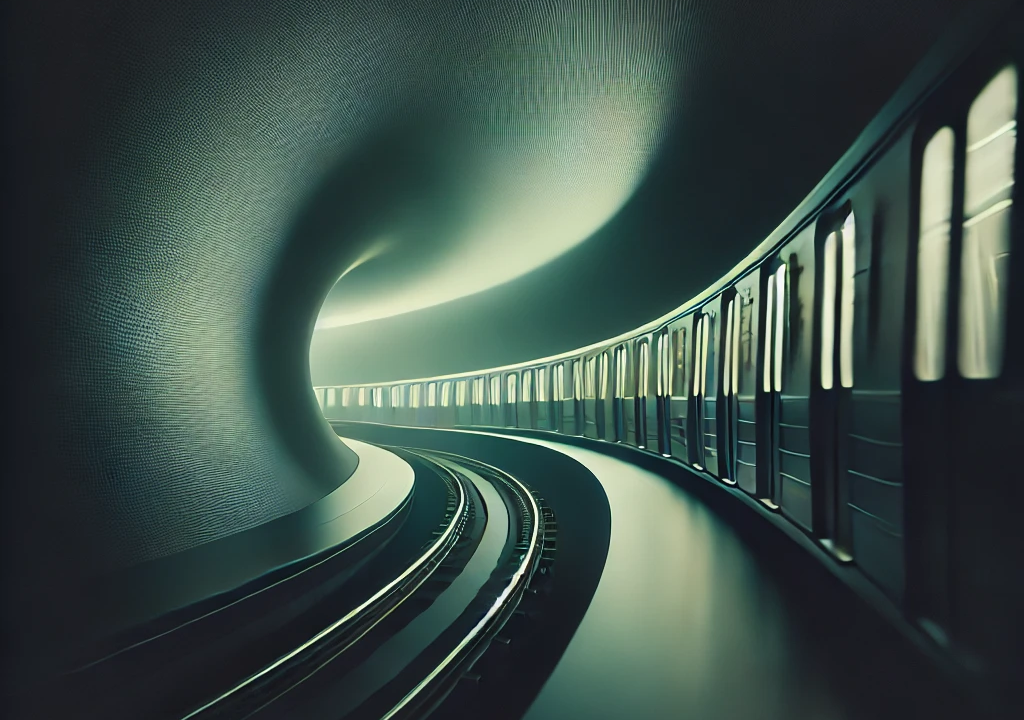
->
[304, 0, 973, 384]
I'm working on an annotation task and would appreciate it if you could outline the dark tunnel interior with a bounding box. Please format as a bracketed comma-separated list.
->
[4, 0, 1021, 718]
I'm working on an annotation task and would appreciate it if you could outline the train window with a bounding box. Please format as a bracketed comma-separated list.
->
[614, 346, 626, 399]
[774, 265, 785, 392]
[425, 383, 435, 407]
[507, 374, 517, 404]
[740, 291, 754, 369]
[840, 213, 856, 388]
[358, 387, 367, 406]
[473, 377, 485, 405]
[456, 380, 468, 407]
[341, 387, 351, 407]
[491, 377, 501, 406]
[373, 387, 383, 408]
[764, 274, 775, 393]
[441, 381, 452, 407]
[585, 357, 596, 399]
[822, 233, 838, 390]
[731, 297, 740, 394]
[723, 300, 734, 396]
[327, 387, 337, 407]
[638, 341, 649, 398]
[522, 370, 533, 402]
[575, 360, 585, 400]
[659, 330, 672, 396]
[672, 327, 686, 397]
[959, 65, 1017, 379]
[915, 127, 956, 381]
[538, 367, 548, 402]
[390, 386, 401, 407]
[411, 385, 421, 409]
[693, 317, 704, 396]
[556, 365, 565, 401]
[599, 352, 610, 400]
[700, 314, 712, 397]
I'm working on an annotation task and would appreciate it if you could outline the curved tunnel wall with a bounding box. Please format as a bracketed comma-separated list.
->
[4, 0, 972, 676]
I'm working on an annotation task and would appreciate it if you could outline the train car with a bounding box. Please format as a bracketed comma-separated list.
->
[321, 6, 1023, 692]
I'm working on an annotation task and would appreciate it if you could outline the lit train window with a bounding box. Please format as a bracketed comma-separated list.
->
[764, 273, 775, 393]
[490, 377, 501, 406]
[473, 377, 485, 405]
[327, 388, 337, 407]
[555, 364, 565, 402]
[441, 381, 451, 407]
[959, 65, 1017, 379]
[840, 213, 856, 388]
[614, 346, 626, 399]
[341, 387, 352, 407]
[774, 264, 785, 392]
[522, 370, 533, 402]
[574, 360, 584, 400]
[538, 367, 548, 402]
[411, 385, 421, 409]
[599, 352, 610, 400]
[373, 388, 383, 408]
[425, 383, 435, 407]
[656, 331, 668, 396]
[507, 374, 517, 404]
[672, 327, 686, 397]
[390, 386, 400, 407]
[822, 233, 837, 391]
[638, 341, 649, 398]
[693, 317, 704, 396]
[456, 380, 467, 407]
[740, 291, 754, 370]
[723, 300, 734, 397]
[915, 127, 956, 381]
[731, 297, 740, 395]
[358, 387, 367, 406]
[700, 314, 712, 397]
[585, 357, 596, 399]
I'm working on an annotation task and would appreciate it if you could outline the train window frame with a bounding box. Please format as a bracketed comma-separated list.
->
[373, 387, 383, 408]
[358, 387, 367, 407]
[411, 384, 421, 409]
[614, 346, 626, 399]
[821, 233, 838, 391]
[958, 64, 1017, 380]
[456, 380, 467, 407]
[391, 386, 401, 407]
[839, 212, 856, 389]
[915, 126, 956, 382]
[507, 373, 517, 404]
[538, 367, 548, 402]
[774, 264, 785, 393]
[638, 340, 650, 399]
[599, 352, 610, 400]
[490, 376, 501, 406]
[574, 359, 584, 401]
[522, 369, 533, 402]
[441, 381, 451, 407]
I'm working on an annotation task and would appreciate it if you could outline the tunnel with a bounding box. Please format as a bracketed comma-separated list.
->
[5, 0, 1023, 718]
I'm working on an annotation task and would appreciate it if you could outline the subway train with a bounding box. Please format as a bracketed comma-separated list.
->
[320, 4, 1022, 697]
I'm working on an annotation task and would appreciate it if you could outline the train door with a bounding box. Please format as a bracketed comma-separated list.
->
[583, 356, 598, 438]
[667, 315, 693, 462]
[720, 292, 740, 484]
[570, 360, 584, 435]
[815, 212, 856, 553]
[733, 271, 761, 494]
[454, 380, 470, 425]
[640, 338, 658, 449]
[518, 369, 535, 429]
[768, 230, 815, 525]
[906, 63, 1021, 667]
[597, 350, 613, 440]
[691, 302, 720, 476]
[759, 260, 785, 510]
[614, 344, 630, 443]
[536, 366, 552, 430]
[656, 329, 672, 455]
[504, 373, 518, 427]
[489, 375, 502, 426]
